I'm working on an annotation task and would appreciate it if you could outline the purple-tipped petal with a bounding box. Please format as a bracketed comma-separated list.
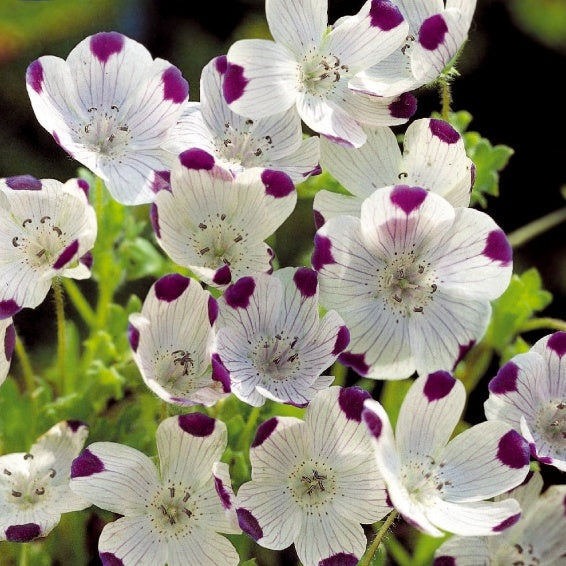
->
[150, 204, 161, 238]
[162, 66, 189, 103]
[215, 55, 228, 75]
[419, 14, 448, 50]
[154, 274, 189, 302]
[179, 148, 215, 170]
[483, 230, 512, 265]
[369, 0, 404, 30]
[312, 234, 335, 271]
[150, 170, 171, 194]
[492, 512, 521, 532]
[319, 553, 358, 566]
[237, 507, 263, 540]
[293, 267, 318, 298]
[338, 387, 371, 422]
[429, 119, 460, 144]
[214, 475, 232, 509]
[66, 419, 87, 432]
[389, 92, 417, 119]
[488, 361, 519, 394]
[211, 353, 231, 393]
[4, 323, 15, 361]
[128, 322, 140, 353]
[453, 340, 475, 369]
[423, 371, 456, 401]
[434, 558, 456, 566]
[497, 430, 530, 469]
[80, 251, 93, 270]
[390, 185, 427, 215]
[208, 295, 219, 325]
[71, 448, 105, 478]
[90, 32, 124, 63]
[100, 553, 125, 566]
[26, 60, 44, 93]
[5, 174, 42, 191]
[223, 63, 248, 104]
[338, 351, 369, 375]
[362, 408, 383, 438]
[224, 277, 255, 309]
[213, 264, 232, 286]
[547, 331, 566, 357]
[5, 523, 41, 542]
[261, 170, 295, 198]
[0, 299, 21, 319]
[313, 209, 326, 230]
[53, 239, 79, 270]
[178, 412, 216, 436]
[251, 417, 278, 448]
[332, 325, 350, 355]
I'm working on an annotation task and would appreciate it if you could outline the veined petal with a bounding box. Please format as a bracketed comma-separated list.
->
[531, 331, 566, 397]
[434, 536, 489, 566]
[313, 192, 363, 228]
[165, 104, 216, 157]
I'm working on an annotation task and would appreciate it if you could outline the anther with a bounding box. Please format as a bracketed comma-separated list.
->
[35, 487, 45, 495]
[22, 219, 32, 227]
[88, 107, 97, 112]
[220, 214, 226, 220]
[183, 508, 192, 518]
[199, 247, 210, 255]
[36, 249, 46, 258]
[183, 492, 190, 502]
[12, 237, 19, 247]
[49, 468, 56, 478]
[40, 216, 51, 223]
[52, 226, 62, 236]
[119, 125, 129, 132]
[169, 487, 175, 498]
[430, 284, 437, 293]
[254, 148, 262, 156]
[398, 172, 408, 179]
[111, 105, 119, 111]
[393, 294, 402, 303]
[11, 490, 22, 497]
[3, 469, 12, 475]
[234, 235, 243, 243]
[198, 223, 207, 230]
[24, 453, 33, 460]
[413, 306, 423, 313]
[265, 135, 272, 144]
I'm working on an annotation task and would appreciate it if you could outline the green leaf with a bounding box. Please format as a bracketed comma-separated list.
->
[296, 169, 349, 200]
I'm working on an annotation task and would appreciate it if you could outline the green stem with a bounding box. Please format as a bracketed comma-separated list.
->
[454, 340, 493, 395]
[507, 206, 566, 249]
[519, 317, 566, 333]
[358, 510, 398, 566]
[15, 335, 35, 399]
[439, 79, 452, 121]
[62, 279, 96, 328]
[19, 543, 29, 566]
[52, 278, 67, 395]
[237, 407, 262, 451]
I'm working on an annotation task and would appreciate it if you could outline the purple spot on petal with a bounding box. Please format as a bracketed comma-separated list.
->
[483, 229, 512, 266]
[237, 508, 263, 540]
[429, 119, 459, 144]
[154, 273, 189, 302]
[53, 239, 79, 270]
[150, 170, 171, 193]
[304, 163, 323, 178]
[313, 209, 326, 230]
[339, 351, 369, 375]
[5, 174, 42, 191]
[100, 553, 124, 566]
[5, 523, 41, 542]
[0, 300, 21, 319]
[339, 386, 371, 422]
[211, 353, 231, 393]
[536, 452, 552, 464]
[224, 276, 255, 309]
[162, 66, 189, 103]
[90, 32, 124, 63]
[419, 14, 449, 51]
[470, 162, 476, 187]
[214, 475, 231, 509]
[128, 322, 140, 352]
[434, 558, 456, 566]
[26, 60, 44, 93]
[319, 553, 358, 566]
[362, 408, 383, 438]
[215, 55, 228, 75]
[453, 340, 475, 369]
[150, 204, 161, 238]
[497, 430, 530, 469]
[213, 264, 232, 286]
[252, 417, 278, 448]
[179, 148, 215, 170]
[71, 448, 105, 478]
[66, 419, 86, 432]
[423, 371, 456, 401]
[369, 0, 404, 31]
[178, 412, 216, 437]
[4, 323, 15, 362]
[261, 169, 295, 198]
[489, 361, 519, 394]
[492, 512, 521, 532]
[208, 295, 219, 325]
[547, 331, 566, 357]
[223, 63, 248, 104]
[389, 92, 417, 119]
[77, 178, 90, 197]
[390, 185, 428, 215]
[385, 489, 393, 508]
[322, 133, 355, 147]
[562, 493, 566, 515]
[293, 267, 318, 297]
[332, 325, 350, 355]
[80, 251, 93, 270]
[312, 234, 335, 271]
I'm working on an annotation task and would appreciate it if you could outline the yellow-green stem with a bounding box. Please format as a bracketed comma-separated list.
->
[62, 279, 96, 328]
[15, 335, 35, 400]
[237, 406, 262, 451]
[53, 278, 67, 395]
[358, 510, 399, 566]
[519, 317, 566, 333]
[19, 543, 29, 566]
[507, 206, 566, 249]
[440, 80, 452, 121]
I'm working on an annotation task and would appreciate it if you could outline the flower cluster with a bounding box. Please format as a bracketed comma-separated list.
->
[0, 0, 563, 565]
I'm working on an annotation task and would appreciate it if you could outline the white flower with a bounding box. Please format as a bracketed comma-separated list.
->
[485, 331, 566, 472]
[362, 371, 531, 537]
[349, 0, 478, 97]
[434, 472, 566, 565]
[224, 0, 417, 148]
[314, 117, 474, 227]
[166, 55, 321, 183]
[236, 386, 391, 566]
[151, 149, 296, 288]
[313, 184, 512, 379]
[215, 267, 349, 407]
[128, 273, 230, 406]
[70, 413, 240, 566]
[0, 318, 15, 387]
[0, 175, 97, 319]
[26, 31, 189, 205]
[0, 420, 90, 542]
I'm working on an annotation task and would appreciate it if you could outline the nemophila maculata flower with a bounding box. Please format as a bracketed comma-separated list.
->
[362, 371, 531, 537]
[151, 149, 296, 288]
[26, 31, 189, 205]
[485, 331, 566, 472]
[166, 55, 321, 183]
[128, 273, 230, 406]
[215, 267, 350, 407]
[434, 471, 566, 566]
[0, 317, 15, 387]
[0, 420, 90, 542]
[312, 184, 512, 379]
[0, 175, 97, 319]
[314, 117, 474, 226]
[236, 386, 391, 566]
[349, 0, 478, 97]
[70, 413, 240, 566]
[224, 0, 417, 148]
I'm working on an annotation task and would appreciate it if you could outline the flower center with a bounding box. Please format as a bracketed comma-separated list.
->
[79, 105, 131, 158]
[401, 455, 451, 506]
[3, 453, 57, 507]
[249, 332, 300, 381]
[216, 119, 274, 169]
[376, 251, 438, 317]
[536, 400, 566, 451]
[288, 460, 336, 510]
[492, 542, 541, 566]
[299, 52, 350, 96]
[150, 485, 197, 536]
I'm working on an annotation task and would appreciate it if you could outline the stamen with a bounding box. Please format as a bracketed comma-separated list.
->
[198, 223, 207, 230]
[49, 468, 56, 478]
[11, 490, 22, 497]
[22, 219, 32, 227]
[111, 105, 119, 111]
[52, 226, 62, 236]
[3, 469, 12, 475]
[199, 247, 210, 255]
[183, 492, 190, 502]
[183, 508, 192, 518]
[35, 487, 45, 495]
[12, 237, 19, 247]
[169, 487, 175, 498]
[23, 453, 34, 460]
[40, 216, 51, 223]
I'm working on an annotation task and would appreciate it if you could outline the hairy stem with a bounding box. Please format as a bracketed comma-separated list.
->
[359, 509, 399, 566]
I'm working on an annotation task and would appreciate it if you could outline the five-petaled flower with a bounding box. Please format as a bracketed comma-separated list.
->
[70, 413, 240, 566]
[215, 267, 350, 406]
[26, 31, 189, 205]
[224, 0, 417, 148]
[485, 331, 566, 472]
[236, 386, 391, 566]
[313, 184, 512, 379]
[128, 273, 230, 406]
[0, 420, 90, 542]
[0, 175, 97, 319]
[362, 371, 531, 537]
[166, 55, 321, 183]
